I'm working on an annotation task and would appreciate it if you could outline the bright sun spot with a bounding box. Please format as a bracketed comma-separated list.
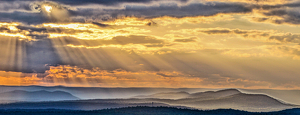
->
[43, 5, 52, 13]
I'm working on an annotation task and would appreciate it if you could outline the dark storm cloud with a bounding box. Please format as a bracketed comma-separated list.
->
[0, 1, 32, 12]
[122, 2, 252, 17]
[71, 2, 253, 20]
[261, 9, 300, 25]
[50, 0, 182, 5]
[0, 11, 46, 24]
[2, 0, 187, 6]
[2, 0, 300, 25]
[261, 2, 300, 10]
[0, 0, 254, 24]
[242, 2, 300, 25]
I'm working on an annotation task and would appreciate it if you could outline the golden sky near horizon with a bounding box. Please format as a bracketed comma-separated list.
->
[0, 0, 300, 89]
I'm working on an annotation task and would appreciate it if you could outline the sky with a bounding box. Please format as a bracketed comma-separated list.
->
[1, 0, 300, 89]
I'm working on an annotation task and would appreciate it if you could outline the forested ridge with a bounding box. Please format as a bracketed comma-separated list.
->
[0, 106, 299, 115]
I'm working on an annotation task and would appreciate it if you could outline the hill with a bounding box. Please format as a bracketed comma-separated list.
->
[0, 89, 296, 112]
[134, 91, 190, 99]
[0, 90, 79, 102]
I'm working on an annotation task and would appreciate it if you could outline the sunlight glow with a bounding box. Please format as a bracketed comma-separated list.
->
[43, 5, 53, 13]
[43, 23, 151, 40]
[0, 22, 32, 40]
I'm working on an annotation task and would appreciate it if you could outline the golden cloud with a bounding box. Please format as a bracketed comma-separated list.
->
[0, 22, 32, 40]
[0, 65, 299, 89]
[101, 14, 234, 26]
[43, 23, 151, 40]
[0, 71, 41, 86]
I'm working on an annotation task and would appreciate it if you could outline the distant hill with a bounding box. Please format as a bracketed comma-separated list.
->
[169, 93, 294, 112]
[0, 90, 79, 102]
[188, 88, 241, 98]
[132, 88, 296, 112]
[0, 85, 210, 100]
[0, 86, 299, 106]
[134, 91, 190, 99]
[133, 89, 242, 100]
[0, 89, 297, 112]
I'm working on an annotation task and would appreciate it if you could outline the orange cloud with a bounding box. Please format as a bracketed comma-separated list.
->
[0, 71, 41, 86]
[0, 65, 300, 89]
[43, 65, 201, 87]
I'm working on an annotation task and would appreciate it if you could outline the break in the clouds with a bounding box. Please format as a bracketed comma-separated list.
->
[1, 0, 300, 89]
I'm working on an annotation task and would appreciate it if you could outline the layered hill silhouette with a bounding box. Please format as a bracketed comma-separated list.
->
[134, 91, 190, 99]
[1, 86, 299, 105]
[0, 90, 79, 102]
[0, 89, 297, 112]
[134, 89, 241, 100]
[132, 89, 297, 112]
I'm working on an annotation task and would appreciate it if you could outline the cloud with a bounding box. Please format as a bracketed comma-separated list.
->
[243, 2, 300, 25]
[275, 45, 300, 59]
[0, 22, 33, 40]
[171, 28, 272, 41]
[0, 1, 250, 24]
[98, 14, 233, 27]
[174, 37, 197, 42]
[204, 0, 294, 5]
[55, 35, 165, 46]
[0, 65, 297, 89]
[30, 1, 71, 22]
[260, 9, 300, 25]
[42, 65, 202, 87]
[2, 0, 300, 26]
[0, 75, 41, 86]
[70, 2, 253, 21]
[0, 22, 52, 40]
[0, 1, 32, 12]
[109, 35, 164, 45]
[38, 0, 187, 6]
[171, 27, 300, 44]
[269, 34, 300, 44]
[0, 11, 46, 24]
[0, 65, 277, 88]
[44, 24, 151, 40]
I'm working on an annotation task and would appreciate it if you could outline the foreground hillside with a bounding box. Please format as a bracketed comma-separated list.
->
[0, 107, 299, 115]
